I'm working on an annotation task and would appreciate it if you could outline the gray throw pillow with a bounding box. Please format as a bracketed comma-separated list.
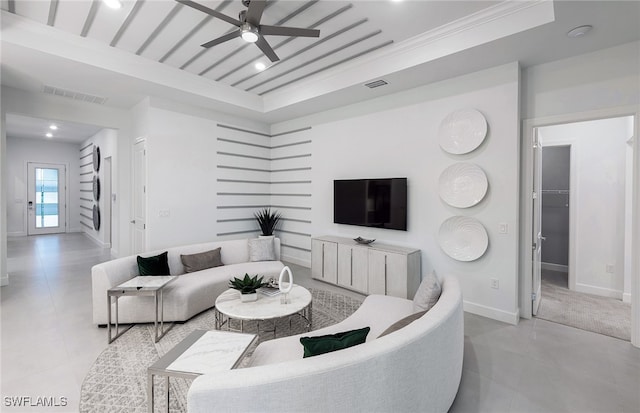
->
[180, 248, 223, 273]
[378, 311, 427, 338]
[248, 238, 276, 262]
[413, 272, 442, 312]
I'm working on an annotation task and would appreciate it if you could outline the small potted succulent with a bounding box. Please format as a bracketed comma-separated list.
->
[254, 207, 282, 237]
[229, 273, 266, 302]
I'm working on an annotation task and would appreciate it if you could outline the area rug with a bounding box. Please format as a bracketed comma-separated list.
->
[536, 272, 631, 341]
[79, 289, 362, 413]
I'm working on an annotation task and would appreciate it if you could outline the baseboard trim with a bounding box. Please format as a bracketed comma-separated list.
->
[83, 233, 111, 249]
[7, 231, 26, 237]
[575, 282, 623, 299]
[281, 254, 311, 268]
[541, 262, 568, 273]
[1, 274, 8, 287]
[463, 301, 519, 325]
[623, 292, 631, 303]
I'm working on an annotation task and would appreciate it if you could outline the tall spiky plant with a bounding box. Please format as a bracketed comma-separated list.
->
[254, 208, 282, 236]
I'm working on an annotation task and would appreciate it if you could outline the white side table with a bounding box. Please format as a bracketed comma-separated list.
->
[107, 275, 177, 343]
[147, 329, 257, 413]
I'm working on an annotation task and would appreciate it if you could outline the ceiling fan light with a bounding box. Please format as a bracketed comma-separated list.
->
[241, 23, 259, 43]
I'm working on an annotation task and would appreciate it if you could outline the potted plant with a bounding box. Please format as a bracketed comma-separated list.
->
[229, 273, 266, 302]
[254, 207, 282, 237]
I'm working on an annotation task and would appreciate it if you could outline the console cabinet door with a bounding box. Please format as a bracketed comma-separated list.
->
[368, 250, 387, 295]
[311, 240, 337, 283]
[385, 252, 408, 298]
[368, 250, 408, 298]
[337, 245, 368, 293]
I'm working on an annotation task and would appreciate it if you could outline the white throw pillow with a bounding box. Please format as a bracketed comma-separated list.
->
[248, 238, 276, 262]
[413, 271, 442, 312]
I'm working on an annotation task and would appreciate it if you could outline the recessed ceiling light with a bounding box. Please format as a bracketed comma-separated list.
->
[102, 0, 122, 10]
[49, 124, 58, 130]
[46, 133, 53, 138]
[567, 25, 593, 38]
[255, 62, 266, 71]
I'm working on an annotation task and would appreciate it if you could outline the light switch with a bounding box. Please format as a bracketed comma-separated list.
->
[499, 223, 508, 234]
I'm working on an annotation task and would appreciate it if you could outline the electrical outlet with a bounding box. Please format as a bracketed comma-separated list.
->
[606, 264, 615, 274]
[490, 279, 499, 289]
[159, 210, 170, 218]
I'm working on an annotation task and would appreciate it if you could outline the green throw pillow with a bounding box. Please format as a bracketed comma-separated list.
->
[300, 327, 370, 358]
[137, 251, 170, 276]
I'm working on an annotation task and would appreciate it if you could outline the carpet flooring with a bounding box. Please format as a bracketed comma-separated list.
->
[79, 288, 362, 413]
[536, 270, 631, 341]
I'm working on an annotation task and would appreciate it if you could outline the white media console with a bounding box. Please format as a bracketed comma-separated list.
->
[311, 236, 421, 299]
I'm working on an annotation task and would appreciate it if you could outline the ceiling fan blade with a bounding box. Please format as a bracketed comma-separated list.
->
[260, 25, 320, 38]
[201, 31, 240, 48]
[255, 36, 279, 62]
[245, 0, 266, 26]
[177, 0, 241, 27]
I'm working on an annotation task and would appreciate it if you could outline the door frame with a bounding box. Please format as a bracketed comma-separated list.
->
[132, 137, 147, 254]
[520, 105, 640, 348]
[25, 161, 69, 235]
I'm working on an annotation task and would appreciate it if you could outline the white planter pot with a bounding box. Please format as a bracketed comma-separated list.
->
[258, 235, 275, 239]
[240, 292, 258, 302]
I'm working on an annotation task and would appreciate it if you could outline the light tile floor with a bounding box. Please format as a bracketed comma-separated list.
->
[1, 234, 638, 412]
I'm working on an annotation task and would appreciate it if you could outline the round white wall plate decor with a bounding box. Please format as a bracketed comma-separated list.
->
[439, 163, 488, 208]
[438, 216, 488, 262]
[438, 109, 487, 154]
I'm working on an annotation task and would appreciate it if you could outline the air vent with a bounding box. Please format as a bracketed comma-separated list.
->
[42, 85, 107, 105]
[364, 79, 388, 89]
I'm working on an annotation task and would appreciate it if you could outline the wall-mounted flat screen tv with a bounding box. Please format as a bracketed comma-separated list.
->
[334, 178, 407, 231]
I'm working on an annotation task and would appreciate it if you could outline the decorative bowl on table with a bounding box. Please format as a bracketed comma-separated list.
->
[353, 237, 375, 245]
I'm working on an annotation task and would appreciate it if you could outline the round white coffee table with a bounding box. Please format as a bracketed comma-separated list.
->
[214, 284, 312, 337]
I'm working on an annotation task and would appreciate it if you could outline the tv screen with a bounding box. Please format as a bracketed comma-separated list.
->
[334, 178, 407, 231]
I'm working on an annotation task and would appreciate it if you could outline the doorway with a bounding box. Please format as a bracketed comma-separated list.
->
[27, 162, 67, 235]
[532, 116, 634, 341]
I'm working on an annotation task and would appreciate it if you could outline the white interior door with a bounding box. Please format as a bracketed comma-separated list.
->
[27, 163, 67, 235]
[133, 140, 147, 253]
[532, 130, 543, 315]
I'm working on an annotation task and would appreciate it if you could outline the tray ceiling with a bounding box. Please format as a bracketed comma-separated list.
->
[1, 0, 498, 96]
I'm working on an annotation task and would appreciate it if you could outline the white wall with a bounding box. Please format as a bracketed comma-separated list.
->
[79, 128, 118, 248]
[6, 137, 80, 235]
[273, 63, 521, 324]
[539, 117, 633, 299]
[522, 41, 640, 120]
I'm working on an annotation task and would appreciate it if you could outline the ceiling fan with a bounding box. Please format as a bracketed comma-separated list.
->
[177, 0, 320, 62]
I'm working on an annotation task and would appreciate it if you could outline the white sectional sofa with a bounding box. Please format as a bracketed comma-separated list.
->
[92, 238, 284, 325]
[187, 274, 463, 413]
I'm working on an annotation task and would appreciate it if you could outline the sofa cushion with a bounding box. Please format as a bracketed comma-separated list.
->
[413, 272, 441, 312]
[378, 311, 426, 338]
[181, 248, 223, 273]
[300, 327, 370, 358]
[137, 252, 170, 276]
[248, 238, 276, 262]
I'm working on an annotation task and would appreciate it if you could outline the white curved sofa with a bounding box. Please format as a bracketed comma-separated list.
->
[187, 274, 463, 413]
[91, 238, 284, 325]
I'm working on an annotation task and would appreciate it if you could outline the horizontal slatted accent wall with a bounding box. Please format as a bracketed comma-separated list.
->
[216, 124, 312, 265]
[79, 142, 94, 233]
[216, 125, 271, 239]
[270, 128, 312, 266]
